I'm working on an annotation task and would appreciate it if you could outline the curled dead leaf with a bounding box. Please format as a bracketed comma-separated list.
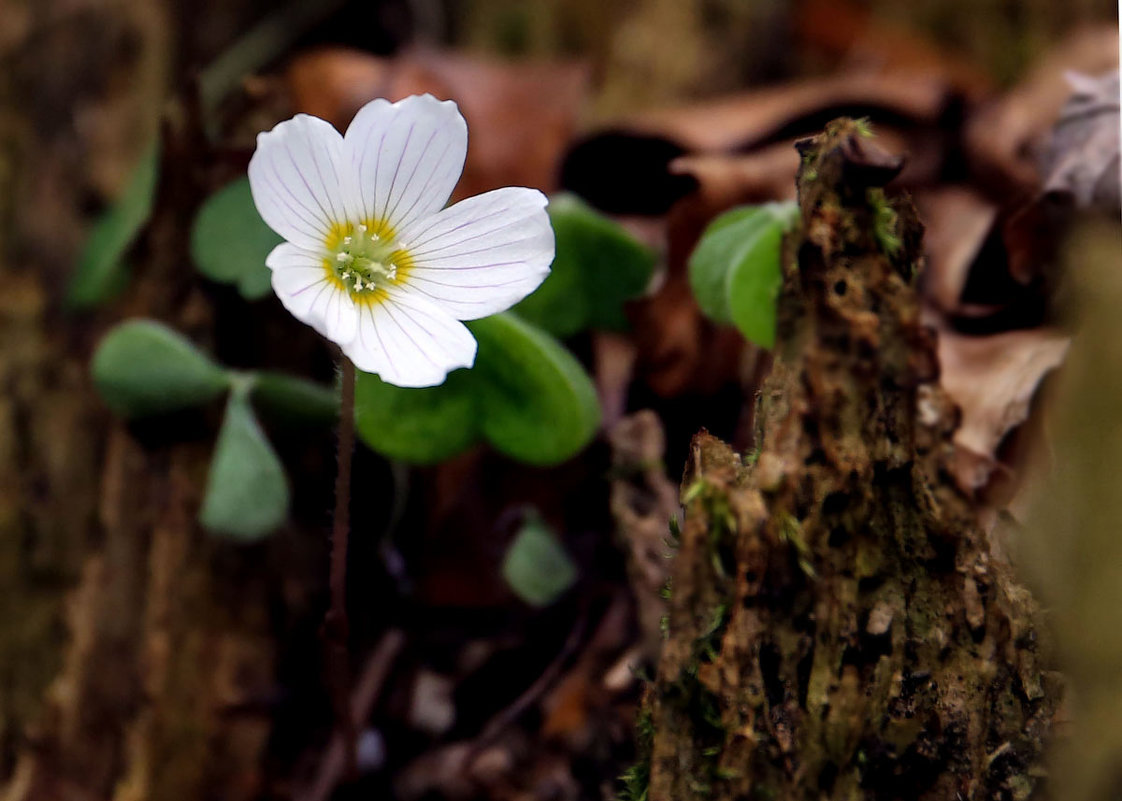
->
[938, 327, 1069, 491]
[1041, 70, 1121, 210]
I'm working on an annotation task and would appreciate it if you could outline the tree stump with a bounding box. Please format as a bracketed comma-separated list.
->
[642, 119, 1060, 801]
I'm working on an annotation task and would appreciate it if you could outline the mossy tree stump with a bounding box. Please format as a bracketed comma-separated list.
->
[642, 120, 1059, 801]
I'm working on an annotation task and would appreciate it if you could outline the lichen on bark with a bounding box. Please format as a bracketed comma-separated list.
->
[643, 119, 1059, 801]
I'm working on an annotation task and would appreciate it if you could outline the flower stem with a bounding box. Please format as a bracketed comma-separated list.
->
[327, 356, 357, 778]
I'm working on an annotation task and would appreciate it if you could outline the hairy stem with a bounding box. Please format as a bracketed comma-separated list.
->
[327, 356, 357, 778]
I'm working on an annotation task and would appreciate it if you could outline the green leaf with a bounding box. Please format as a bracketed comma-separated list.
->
[91, 319, 230, 417]
[353, 313, 600, 466]
[354, 369, 478, 465]
[470, 313, 600, 465]
[501, 514, 578, 607]
[688, 202, 797, 347]
[250, 371, 339, 426]
[199, 388, 290, 541]
[190, 177, 282, 300]
[513, 193, 655, 337]
[68, 142, 160, 308]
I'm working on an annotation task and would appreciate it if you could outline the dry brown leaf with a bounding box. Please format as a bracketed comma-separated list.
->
[284, 47, 590, 196]
[938, 327, 1069, 491]
[965, 26, 1119, 198]
[669, 145, 799, 207]
[1041, 70, 1121, 209]
[917, 187, 998, 313]
[622, 71, 956, 154]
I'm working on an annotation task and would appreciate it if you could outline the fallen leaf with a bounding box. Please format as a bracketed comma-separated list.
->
[965, 26, 1119, 197]
[917, 187, 997, 314]
[1040, 70, 1121, 209]
[284, 47, 589, 196]
[938, 327, 1070, 491]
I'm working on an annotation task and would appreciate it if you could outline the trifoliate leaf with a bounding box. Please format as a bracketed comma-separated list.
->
[67, 142, 160, 308]
[91, 319, 230, 417]
[501, 514, 578, 607]
[688, 202, 798, 348]
[513, 193, 656, 337]
[470, 313, 601, 465]
[251, 371, 339, 426]
[354, 313, 601, 466]
[199, 388, 289, 541]
[190, 177, 282, 300]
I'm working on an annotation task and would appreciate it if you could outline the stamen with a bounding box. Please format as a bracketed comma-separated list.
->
[343, 236, 352, 245]
[357, 224, 367, 232]
[336, 253, 348, 262]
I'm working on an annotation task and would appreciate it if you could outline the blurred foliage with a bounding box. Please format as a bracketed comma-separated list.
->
[500, 512, 578, 607]
[67, 143, 159, 308]
[92, 319, 230, 416]
[1019, 219, 1122, 801]
[198, 385, 290, 541]
[92, 319, 338, 540]
[190, 177, 281, 299]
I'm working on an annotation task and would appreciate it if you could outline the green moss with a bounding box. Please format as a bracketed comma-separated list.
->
[668, 515, 682, 545]
[619, 704, 655, 801]
[867, 188, 902, 257]
[779, 513, 816, 578]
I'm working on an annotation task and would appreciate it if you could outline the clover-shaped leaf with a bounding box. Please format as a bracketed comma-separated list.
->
[354, 312, 600, 465]
[199, 386, 290, 541]
[512, 194, 656, 337]
[689, 202, 798, 348]
[250, 371, 339, 427]
[91, 319, 341, 542]
[68, 143, 160, 308]
[91, 319, 230, 417]
[191, 177, 281, 299]
[501, 513, 578, 607]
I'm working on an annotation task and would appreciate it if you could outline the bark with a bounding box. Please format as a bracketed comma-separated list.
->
[642, 120, 1059, 801]
[0, 5, 311, 798]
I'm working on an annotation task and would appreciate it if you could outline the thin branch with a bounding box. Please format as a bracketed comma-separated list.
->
[302, 630, 407, 801]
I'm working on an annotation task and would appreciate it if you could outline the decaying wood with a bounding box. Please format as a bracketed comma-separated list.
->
[641, 120, 1060, 800]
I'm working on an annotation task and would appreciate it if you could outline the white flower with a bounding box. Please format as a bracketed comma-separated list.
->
[248, 94, 554, 387]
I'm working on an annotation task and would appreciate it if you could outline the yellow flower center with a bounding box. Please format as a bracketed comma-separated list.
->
[323, 220, 412, 302]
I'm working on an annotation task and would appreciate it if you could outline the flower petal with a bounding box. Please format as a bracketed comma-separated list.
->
[249, 114, 348, 251]
[341, 94, 468, 232]
[346, 287, 477, 388]
[398, 187, 554, 320]
[267, 243, 358, 345]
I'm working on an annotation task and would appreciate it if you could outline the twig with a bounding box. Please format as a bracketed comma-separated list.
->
[465, 606, 589, 762]
[303, 630, 407, 801]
